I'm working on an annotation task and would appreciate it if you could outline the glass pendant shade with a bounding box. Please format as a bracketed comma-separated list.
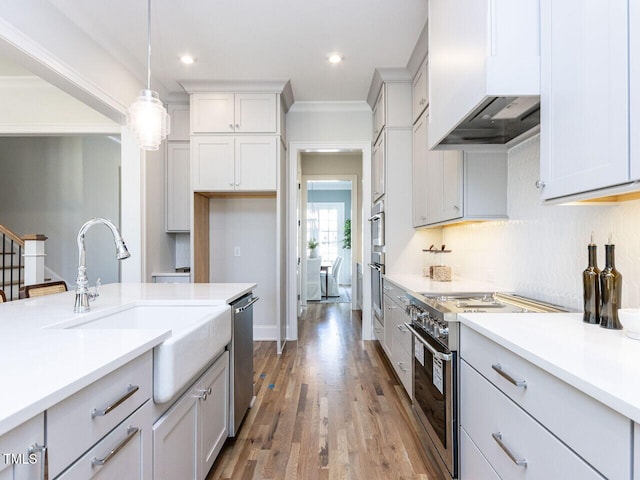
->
[127, 89, 170, 151]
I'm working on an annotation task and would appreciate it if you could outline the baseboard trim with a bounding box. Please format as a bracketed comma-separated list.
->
[253, 324, 278, 341]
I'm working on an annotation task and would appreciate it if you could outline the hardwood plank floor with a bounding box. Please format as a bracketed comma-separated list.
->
[207, 303, 444, 480]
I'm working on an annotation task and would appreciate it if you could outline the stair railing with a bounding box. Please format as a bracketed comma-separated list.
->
[0, 224, 24, 300]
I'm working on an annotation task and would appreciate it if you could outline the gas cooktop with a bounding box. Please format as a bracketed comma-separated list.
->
[422, 292, 568, 314]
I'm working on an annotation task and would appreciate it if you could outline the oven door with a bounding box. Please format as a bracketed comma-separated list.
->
[369, 262, 383, 322]
[406, 323, 457, 478]
[368, 212, 384, 247]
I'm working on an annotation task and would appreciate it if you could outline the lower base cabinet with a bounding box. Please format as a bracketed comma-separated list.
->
[153, 351, 229, 480]
[0, 414, 44, 480]
[56, 402, 152, 480]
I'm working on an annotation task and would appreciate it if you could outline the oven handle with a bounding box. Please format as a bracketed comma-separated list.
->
[368, 263, 382, 272]
[368, 214, 381, 222]
[405, 323, 452, 362]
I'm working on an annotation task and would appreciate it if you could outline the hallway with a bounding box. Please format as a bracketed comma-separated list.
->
[207, 303, 441, 480]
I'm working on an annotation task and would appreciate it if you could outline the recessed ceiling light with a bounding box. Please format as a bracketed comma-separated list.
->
[328, 53, 343, 64]
[180, 55, 197, 65]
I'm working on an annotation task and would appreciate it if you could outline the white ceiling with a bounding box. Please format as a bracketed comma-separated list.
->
[44, 0, 428, 103]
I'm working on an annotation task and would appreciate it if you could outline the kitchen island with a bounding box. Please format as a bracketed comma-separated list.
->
[0, 282, 255, 479]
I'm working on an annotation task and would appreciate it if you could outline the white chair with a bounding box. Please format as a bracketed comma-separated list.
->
[321, 256, 343, 297]
[306, 256, 322, 301]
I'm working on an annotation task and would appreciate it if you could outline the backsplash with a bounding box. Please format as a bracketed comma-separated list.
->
[443, 135, 640, 310]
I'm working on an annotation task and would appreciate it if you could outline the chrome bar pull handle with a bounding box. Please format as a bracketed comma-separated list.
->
[492, 432, 527, 467]
[92, 426, 139, 467]
[91, 384, 139, 418]
[234, 296, 259, 314]
[492, 363, 527, 388]
[29, 443, 48, 480]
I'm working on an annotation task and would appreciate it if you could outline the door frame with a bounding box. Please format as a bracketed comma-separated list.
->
[300, 174, 358, 306]
[287, 141, 372, 342]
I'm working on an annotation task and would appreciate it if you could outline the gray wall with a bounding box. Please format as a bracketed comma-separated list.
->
[0, 136, 121, 286]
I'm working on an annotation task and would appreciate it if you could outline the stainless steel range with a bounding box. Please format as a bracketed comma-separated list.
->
[404, 292, 567, 479]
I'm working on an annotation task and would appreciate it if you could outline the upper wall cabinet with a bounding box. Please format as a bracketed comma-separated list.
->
[412, 57, 428, 124]
[371, 81, 413, 143]
[425, 150, 508, 226]
[166, 142, 191, 232]
[428, 0, 540, 149]
[190, 93, 277, 134]
[539, 0, 630, 201]
[168, 104, 190, 141]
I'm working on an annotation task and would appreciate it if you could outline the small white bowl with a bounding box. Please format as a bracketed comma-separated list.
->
[618, 308, 640, 339]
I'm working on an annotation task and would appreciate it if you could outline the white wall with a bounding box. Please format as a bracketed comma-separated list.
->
[209, 197, 278, 340]
[0, 136, 120, 285]
[286, 102, 373, 142]
[444, 135, 640, 310]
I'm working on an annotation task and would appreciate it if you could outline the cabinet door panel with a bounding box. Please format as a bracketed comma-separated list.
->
[426, 149, 443, 224]
[198, 352, 229, 478]
[412, 59, 429, 123]
[540, 0, 629, 199]
[372, 133, 385, 202]
[234, 94, 276, 133]
[167, 143, 191, 232]
[440, 151, 463, 221]
[235, 136, 277, 191]
[0, 414, 43, 480]
[153, 393, 198, 480]
[631, 0, 640, 180]
[191, 94, 234, 133]
[412, 113, 428, 226]
[168, 104, 190, 141]
[373, 86, 385, 142]
[192, 137, 235, 191]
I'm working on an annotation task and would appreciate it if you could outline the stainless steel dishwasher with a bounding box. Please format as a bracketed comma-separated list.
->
[228, 293, 258, 436]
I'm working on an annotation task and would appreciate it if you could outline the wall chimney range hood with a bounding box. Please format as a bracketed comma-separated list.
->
[428, 0, 541, 149]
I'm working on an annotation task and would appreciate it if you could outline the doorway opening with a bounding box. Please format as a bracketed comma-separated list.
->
[301, 177, 356, 306]
[287, 142, 372, 343]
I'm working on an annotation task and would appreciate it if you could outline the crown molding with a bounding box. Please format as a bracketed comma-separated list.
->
[366, 67, 411, 108]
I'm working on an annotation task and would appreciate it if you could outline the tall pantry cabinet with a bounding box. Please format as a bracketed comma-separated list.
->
[181, 81, 289, 346]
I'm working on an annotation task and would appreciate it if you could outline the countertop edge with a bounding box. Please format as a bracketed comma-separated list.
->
[0, 331, 170, 437]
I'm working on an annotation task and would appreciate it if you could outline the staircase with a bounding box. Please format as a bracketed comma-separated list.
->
[0, 225, 24, 300]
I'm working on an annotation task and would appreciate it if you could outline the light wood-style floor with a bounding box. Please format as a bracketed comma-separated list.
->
[207, 303, 443, 480]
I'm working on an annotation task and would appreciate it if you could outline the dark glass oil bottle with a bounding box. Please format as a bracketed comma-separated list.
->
[583, 242, 600, 324]
[600, 243, 622, 329]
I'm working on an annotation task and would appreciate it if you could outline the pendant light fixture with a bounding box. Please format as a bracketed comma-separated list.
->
[126, 0, 170, 151]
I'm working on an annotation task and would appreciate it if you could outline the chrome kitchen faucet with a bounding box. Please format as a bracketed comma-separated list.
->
[74, 218, 130, 313]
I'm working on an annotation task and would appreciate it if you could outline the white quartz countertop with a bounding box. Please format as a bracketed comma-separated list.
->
[0, 282, 255, 436]
[383, 273, 505, 296]
[459, 312, 640, 423]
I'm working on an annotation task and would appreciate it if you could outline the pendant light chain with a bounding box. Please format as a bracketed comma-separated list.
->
[147, 0, 151, 90]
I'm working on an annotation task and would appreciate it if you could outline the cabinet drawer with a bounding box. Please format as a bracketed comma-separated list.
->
[382, 280, 409, 307]
[57, 401, 152, 480]
[460, 325, 630, 480]
[374, 317, 384, 343]
[459, 426, 500, 480]
[48, 352, 152, 478]
[391, 328, 412, 397]
[460, 361, 604, 480]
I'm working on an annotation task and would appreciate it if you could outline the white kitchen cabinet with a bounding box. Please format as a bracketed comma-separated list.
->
[166, 142, 191, 232]
[372, 86, 385, 143]
[412, 112, 428, 227]
[372, 132, 385, 202]
[0, 414, 44, 480]
[191, 135, 277, 192]
[153, 351, 229, 480]
[383, 280, 412, 398]
[632, 0, 640, 180]
[56, 401, 152, 480]
[460, 325, 630, 480]
[412, 57, 428, 124]
[168, 104, 190, 141]
[190, 93, 276, 134]
[48, 351, 152, 479]
[460, 361, 603, 480]
[539, 0, 630, 200]
[426, 150, 507, 226]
